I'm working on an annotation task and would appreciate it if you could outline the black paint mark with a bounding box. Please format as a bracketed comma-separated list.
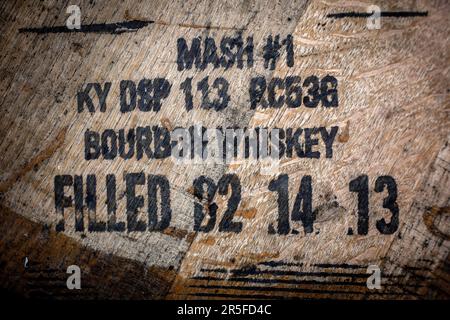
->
[188, 284, 413, 296]
[200, 267, 402, 279]
[19, 20, 154, 34]
[191, 276, 425, 289]
[327, 11, 428, 19]
[188, 292, 283, 300]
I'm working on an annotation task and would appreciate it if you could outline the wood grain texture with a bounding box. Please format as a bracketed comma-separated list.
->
[0, 0, 448, 299]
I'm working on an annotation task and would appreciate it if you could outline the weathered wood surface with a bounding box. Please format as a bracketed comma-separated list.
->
[0, 0, 449, 299]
